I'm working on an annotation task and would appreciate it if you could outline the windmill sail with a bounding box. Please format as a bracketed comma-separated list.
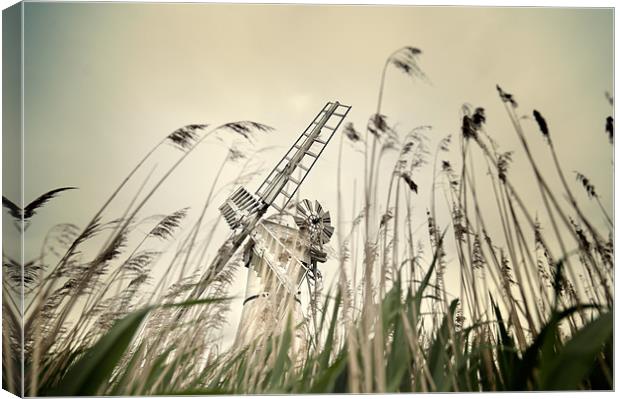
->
[255, 101, 351, 213]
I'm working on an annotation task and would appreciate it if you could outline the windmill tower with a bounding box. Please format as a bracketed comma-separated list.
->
[214, 101, 350, 348]
[233, 200, 334, 351]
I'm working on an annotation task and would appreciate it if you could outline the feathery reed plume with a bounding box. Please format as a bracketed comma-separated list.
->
[461, 116, 474, 140]
[605, 116, 613, 143]
[343, 122, 363, 142]
[222, 121, 273, 141]
[600, 233, 614, 268]
[90, 232, 127, 274]
[472, 107, 486, 126]
[390, 46, 427, 81]
[497, 151, 513, 183]
[426, 211, 447, 305]
[400, 172, 418, 193]
[569, 217, 592, 253]
[454, 303, 465, 331]
[367, 113, 390, 138]
[438, 134, 452, 152]
[471, 235, 485, 270]
[461, 107, 486, 140]
[574, 171, 597, 199]
[534, 219, 553, 286]
[496, 84, 518, 107]
[167, 124, 209, 150]
[123, 250, 160, 276]
[400, 141, 414, 155]
[379, 209, 393, 228]
[500, 250, 516, 286]
[452, 205, 468, 243]
[533, 109, 549, 139]
[148, 208, 189, 240]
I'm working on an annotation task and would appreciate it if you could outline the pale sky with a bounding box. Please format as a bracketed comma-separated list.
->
[4, 2, 614, 344]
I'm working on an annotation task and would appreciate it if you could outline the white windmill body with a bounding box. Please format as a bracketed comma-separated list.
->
[233, 220, 308, 351]
[233, 200, 334, 351]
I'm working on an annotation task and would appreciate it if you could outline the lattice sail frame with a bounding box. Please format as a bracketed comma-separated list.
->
[218, 101, 351, 229]
[255, 101, 351, 213]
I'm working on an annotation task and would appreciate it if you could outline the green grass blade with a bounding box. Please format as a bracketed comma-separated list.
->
[43, 307, 151, 396]
[309, 352, 348, 393]
[426, 298, 458, 391]
[540, 312, 612, 390]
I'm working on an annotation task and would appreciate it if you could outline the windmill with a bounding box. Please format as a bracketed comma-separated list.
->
[196, 101, 350, 347]
[232, 200, 335, 350]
